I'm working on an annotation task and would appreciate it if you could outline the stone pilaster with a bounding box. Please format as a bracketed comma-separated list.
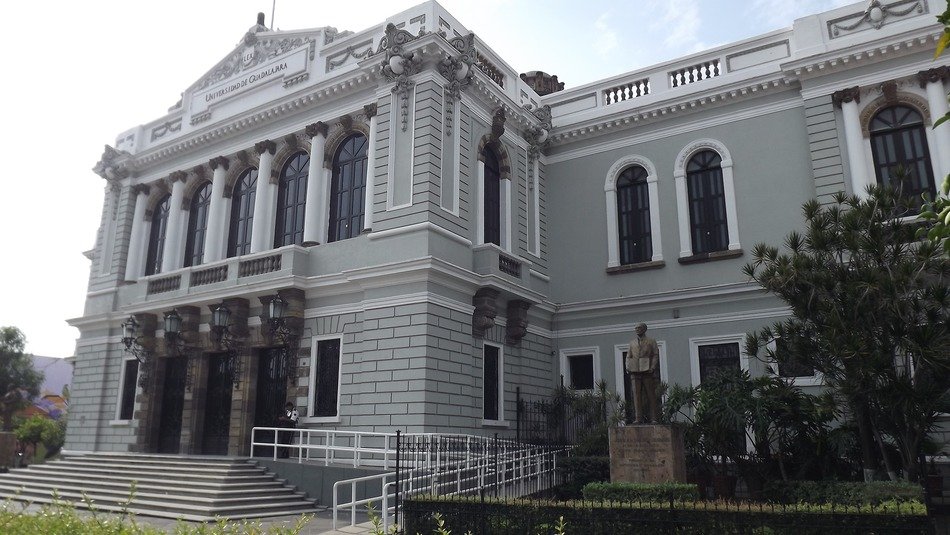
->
[832, 87, 871, 197]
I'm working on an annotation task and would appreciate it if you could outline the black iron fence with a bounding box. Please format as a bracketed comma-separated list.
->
[515, 387, 610, 446]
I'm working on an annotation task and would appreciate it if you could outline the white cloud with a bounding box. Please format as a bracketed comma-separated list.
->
[593, 12, 620, 56]
[651, 0, 707, 53]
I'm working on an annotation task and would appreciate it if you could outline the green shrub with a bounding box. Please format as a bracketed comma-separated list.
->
[582, 481, 701, 502]
[554, 456, 610, 498]
[762, 480, 923, 506]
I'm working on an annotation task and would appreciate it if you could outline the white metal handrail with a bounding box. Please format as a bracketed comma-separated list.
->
[249, 427, 397, 468]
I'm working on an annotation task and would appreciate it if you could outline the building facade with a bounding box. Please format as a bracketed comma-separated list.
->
[68, 0, 950, 455]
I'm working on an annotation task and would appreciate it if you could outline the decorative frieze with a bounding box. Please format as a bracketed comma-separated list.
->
[828, 0, 926, 39]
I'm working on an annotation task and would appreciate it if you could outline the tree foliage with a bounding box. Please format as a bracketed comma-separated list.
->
[744, 188, 950, 482]
[15, 415, 65, 461]
[0, 327, 42, 431]
[918, 4, 950, 247]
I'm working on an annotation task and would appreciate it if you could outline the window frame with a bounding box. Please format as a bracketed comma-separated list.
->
[868, 105, 936, 202]
[765, 338, 823, 387]
[482, 147, 502, 247]
[144, 194, 171, 276]
[275, 151, 310, 248]
[605, 155, 663, 268]
[111, 356, 139, 425]
[688, 334, 750, 388]
[302, 334, 344, 424]
[481, 342, 506, 426]
[559, 346, 601, 392]
[328, 134, 368, 243]
[183, 181, 212, 267]
[673, 139, 740, 260]
[228, 168, 258, 258]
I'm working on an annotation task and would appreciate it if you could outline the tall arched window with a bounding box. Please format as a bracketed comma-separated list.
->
[145, 195, 170, 276]
[686, 150, 728, 255]
[870, 105, 935, 201]
[228, 168, 257, 258]
[329, 134, 368, 243]
[275, 152, 309, 247]
[183, 182, 212, 267]
[617, 166, 652, 265]
[483, 148, 501, 247]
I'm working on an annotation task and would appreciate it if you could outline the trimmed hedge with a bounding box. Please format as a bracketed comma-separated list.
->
[555, 456, 610, 498]
[762, 480, 924, 506]
[582, 481, 701, 502]
[403, 495, 928, 535]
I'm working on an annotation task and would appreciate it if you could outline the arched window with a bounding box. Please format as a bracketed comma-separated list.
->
[145, 195, 170, 276]
[275, 152, 309, 247]
[183, 182, 211, 267]
[483, 147, 501, 247]
[870, 105, 935, 201]
[228, 168, 257, 258]
[686, 150, 728, 255]
[617, 166, 652, 265]
[329, 135, 368, 243]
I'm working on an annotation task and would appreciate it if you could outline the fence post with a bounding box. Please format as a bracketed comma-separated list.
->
[493, 433, 499, 498]
[516, 386, 522, 444]
[395, 429, 401, 526]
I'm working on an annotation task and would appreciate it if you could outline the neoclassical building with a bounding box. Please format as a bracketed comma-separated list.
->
[69, 0, 950, 455]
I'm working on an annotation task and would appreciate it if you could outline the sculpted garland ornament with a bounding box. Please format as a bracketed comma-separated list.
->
[437, 32, 476, 136]
[380, 23, 424, 132]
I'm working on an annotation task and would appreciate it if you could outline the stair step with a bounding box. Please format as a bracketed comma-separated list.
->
[0, 472, 287, 492]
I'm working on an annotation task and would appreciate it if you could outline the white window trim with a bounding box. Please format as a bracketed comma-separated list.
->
[673, 139, 740, 258]
[688, 333, 750, 388]
[113, 355, 139, 423]
[475, 156, 512, 252]
[605, 155, 663, 267]
[305, 334, 344, 423]
[480, 341, 507, 426]
[613, 341, 668, 397]
[765, 339, 823, 387]
[559, 346, 602, 392]
[859, 113, 941, 199]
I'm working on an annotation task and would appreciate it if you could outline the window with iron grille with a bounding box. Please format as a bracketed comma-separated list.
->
[312, 338, 342, 418]
[275, 152, 310, 247]
[145, 194, 170, 276]
[617, 165, 652, 264]
[483, 343, 501, 420]
[686, 150, 728, 254]
[228, 168, 257, 257]
[698, 342, 740, 384]
[483, 148, 501, 246]
[870, 105, 935, 204]
[329, 135, 368, 243]
[118, 358, 139, 421]
[184, 182, 212, 267]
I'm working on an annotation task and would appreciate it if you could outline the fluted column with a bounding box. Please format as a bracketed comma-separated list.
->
[161, 171, 188, 272]
[303, 123, 328, 246]
[363, 104, 379, 232]
[204, 157, 230, 262]
[250, 140, 277, 253]
[124, 184, 150, 280]
[832, 87, 871, 197]
[919, 67, 950, 182]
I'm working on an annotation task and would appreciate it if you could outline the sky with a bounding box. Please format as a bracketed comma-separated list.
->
[0, 0, 858, 358]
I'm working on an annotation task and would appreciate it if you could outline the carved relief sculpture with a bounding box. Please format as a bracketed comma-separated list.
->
[438, 33, 476, 136]
[472, 288, 500, 338]
[380, 23, 424, 132]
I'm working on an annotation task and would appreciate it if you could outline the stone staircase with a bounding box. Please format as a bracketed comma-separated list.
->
[0, 452, 319, 521]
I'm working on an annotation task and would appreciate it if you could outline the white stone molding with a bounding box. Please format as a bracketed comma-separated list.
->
[558, 346, 601, 392]
[306, 334, 344, 422]
[124, 186, 150, 280]
[161, 174, 188, 272]
[529, 157, 541, 257]
[673, 139, 739, 257]
[480, 341, 506, 426]
[250, 143, 277, 253]
[613, 341, 667, 398]
[303, 123, 328, 246]
[204, 160, 230, 263]
[501, 177, 512, 252]
[604, 155, 663, 268]
[476, 159, 485, 245]
[363, 109, 379, 232]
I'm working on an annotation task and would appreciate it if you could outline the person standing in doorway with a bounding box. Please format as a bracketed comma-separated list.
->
[277, 401, 299, 458]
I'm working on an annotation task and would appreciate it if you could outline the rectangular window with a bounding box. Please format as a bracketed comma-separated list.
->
[483, 344, 501, 421]
[698, 342, 740, 383]
[567, 354, 595, 390]
[312, 338, 342, 418]
[118, 359, 139, 421]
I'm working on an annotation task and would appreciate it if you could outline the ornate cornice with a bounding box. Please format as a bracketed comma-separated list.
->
[92, 145, 130, 181]
[254, 140, 277, 155]
[209, 156, 230, 171]
[918, 66, 950, 88]
[193, 35, 316, 92]
[306, 121, 329, 138]
[784, 31, 943, 78]
[832, 86, 861, 107]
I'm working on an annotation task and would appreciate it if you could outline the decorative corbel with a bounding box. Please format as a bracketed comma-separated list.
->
[505, 300, 531, 346]
[92, 145, 131, 182]
[525, 104, 552, 163]
[472, 288, 500, 338]
[380, 23, 423, 132]
[437, 33, 476, 136]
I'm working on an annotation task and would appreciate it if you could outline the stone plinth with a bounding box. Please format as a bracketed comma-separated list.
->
[609, 424, 686, 483]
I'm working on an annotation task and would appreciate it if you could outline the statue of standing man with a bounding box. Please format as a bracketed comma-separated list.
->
[625, 323, 660, 424]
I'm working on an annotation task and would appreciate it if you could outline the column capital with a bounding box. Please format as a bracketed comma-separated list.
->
[209, 156, 230, 171]
[363, 103, 378, 119]
[917, 66, 950, 88]
[131, 184, 151, 196]
[306, 121, 328, 138]
[254, 140, 277, 156]
[166, 171, 188, 188]
[832, 86, 861, 108]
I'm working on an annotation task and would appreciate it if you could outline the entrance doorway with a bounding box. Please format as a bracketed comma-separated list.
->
[157, 356, 188, 454]
[253, 347, 290, 456]
[202, 353, 234, 455]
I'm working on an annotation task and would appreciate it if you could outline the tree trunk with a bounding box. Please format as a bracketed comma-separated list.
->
[853, 400, 880, 482]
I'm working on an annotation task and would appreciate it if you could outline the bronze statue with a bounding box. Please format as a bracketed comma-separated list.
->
[625, 323, 660, 423]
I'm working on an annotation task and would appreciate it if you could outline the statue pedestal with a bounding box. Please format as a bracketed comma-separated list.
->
[608, 424, 686, 483]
